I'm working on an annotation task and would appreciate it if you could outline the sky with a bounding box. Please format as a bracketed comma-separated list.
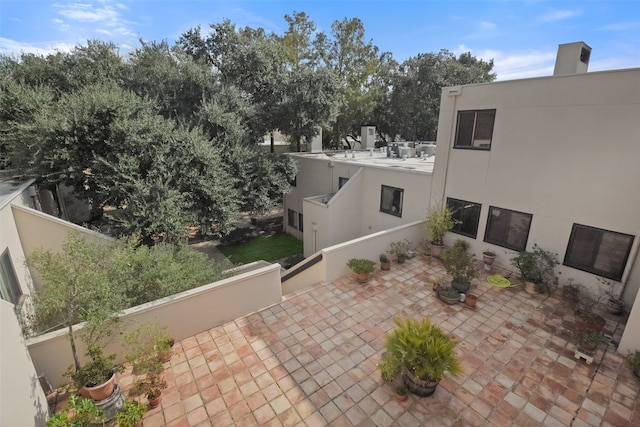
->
[1, 0, 639, 80]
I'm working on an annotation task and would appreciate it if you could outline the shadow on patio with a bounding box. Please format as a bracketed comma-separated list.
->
[112, 256, 638, 426]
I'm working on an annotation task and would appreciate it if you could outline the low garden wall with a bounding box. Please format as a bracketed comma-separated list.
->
[26, 262, 282, 389]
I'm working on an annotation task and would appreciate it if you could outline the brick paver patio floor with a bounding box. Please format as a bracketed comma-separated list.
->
[113, 256, 639, 426]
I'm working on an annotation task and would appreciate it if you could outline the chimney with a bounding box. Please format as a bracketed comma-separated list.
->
[360, 126, 376, 149]
[553, 42, 591, 76]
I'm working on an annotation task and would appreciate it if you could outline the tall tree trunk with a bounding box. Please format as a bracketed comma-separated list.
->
[69, 325, 81, 372]
[270, 132, 274, 153]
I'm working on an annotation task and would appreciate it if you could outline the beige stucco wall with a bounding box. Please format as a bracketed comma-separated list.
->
[0, 192, 36, 299]
[0, 300, 48, 427]
[26, 263, 282, 388]
[11, 205, 111, 291]
[434, 68, 640, 309]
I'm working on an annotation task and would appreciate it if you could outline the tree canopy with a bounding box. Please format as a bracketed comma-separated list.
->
[0, 12, 495, 244]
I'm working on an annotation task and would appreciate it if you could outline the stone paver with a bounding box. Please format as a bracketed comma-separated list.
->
[55, 255, 639, 426]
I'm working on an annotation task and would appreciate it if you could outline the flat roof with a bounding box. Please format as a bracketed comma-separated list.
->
[0, 173, 34, 210]
[289, 149, 435, 173]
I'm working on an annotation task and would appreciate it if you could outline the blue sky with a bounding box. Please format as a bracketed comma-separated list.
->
[1, 0, 638, 80]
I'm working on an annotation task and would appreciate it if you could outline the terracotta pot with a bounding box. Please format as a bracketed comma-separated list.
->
[356, 273, 369, 283]
[525, 281, 536, 295]
[148, 395, 162, 408]
[158, 350, 173, 363]
[465, 294, 478, 308]
[77, 386, 91, 398]
[86, 372, 116, 401]
[380, 262, 391, 271]
[429, 244, 444, 258]
[482, 254, 496, 265]
[394, 392, 408, 402]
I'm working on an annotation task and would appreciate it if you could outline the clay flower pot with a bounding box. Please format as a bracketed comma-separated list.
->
[465, 294, 478, 308]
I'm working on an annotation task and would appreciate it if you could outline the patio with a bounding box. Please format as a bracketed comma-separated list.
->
[76, 256, 640, 426]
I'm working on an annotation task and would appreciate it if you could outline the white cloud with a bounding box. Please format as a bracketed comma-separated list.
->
[464, 47, 557, 81]
[480, 21, 496, 30]
[539, 9, 580, 23]
[96, 29, 113, 35]
[598, 22, 640, 31]
[55, 3, 121, 23]
[0, 37, 74, 56]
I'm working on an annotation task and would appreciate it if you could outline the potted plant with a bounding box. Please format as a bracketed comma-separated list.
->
[425, 205, 455, 257]
[394, 385, 408, 402]
[115, 400, 147, 427]
[388, 240, 413, 263]
[377, 317, 461, 397]
[441, 239, 476, 294]
[482, 249, 496, 269]
[137, 373, 167, 408]
[379, 253, 391, 271]
[72, 344, 123, 401]
[596, 276, 624, 315]
[628, 351, 640, 378]
[46, 395, 106, 427]
[438, 285, 460, 305]
[510, 244, 559, 294]
[346, 258, 376, 283]
[124, 322, 175, 369]
[577, 331, 603, 352]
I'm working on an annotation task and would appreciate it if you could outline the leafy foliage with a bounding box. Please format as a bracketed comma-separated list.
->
[346, 258, 376, 274]
[510, 244, 559, 293]
[442, 239, 477, 285]
[46, 395, 106, 427]
[425, 205, 455, 246]
[378, 317, 461, 382]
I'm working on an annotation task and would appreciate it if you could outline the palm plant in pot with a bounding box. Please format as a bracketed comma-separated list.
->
[441, 239, 476, 294]
[346, 258, 376, 283]
[377, 317, 461, 397]
[425, 205, 455, 258]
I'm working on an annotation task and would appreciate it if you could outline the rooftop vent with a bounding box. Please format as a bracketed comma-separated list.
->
[553, 42, 591, 76]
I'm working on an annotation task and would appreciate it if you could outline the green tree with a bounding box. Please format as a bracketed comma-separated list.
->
[27, 232, 125, 372]
[379, 50, 496, 141]
[314, 18, 385, 148]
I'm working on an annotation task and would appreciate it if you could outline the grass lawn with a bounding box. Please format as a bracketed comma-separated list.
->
[219, 233, 303, 264]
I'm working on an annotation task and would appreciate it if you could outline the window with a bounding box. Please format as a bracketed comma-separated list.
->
[289, 175, 297, 187]
[564, 224, 634, 281]
[298, 213, 304, 232]
[380, 185, 404, 217]
[484, 206, 532, 251]
[454, 109, 496, 149]
[447, 198, 481, 238]
[338, 177, 349, 189]
[0, 249, 22, 305]
[287, 209, 296, 227]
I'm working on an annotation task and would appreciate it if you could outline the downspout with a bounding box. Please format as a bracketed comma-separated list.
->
[619, 236, 640, 299]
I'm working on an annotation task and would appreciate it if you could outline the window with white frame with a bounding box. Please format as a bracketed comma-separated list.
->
[454, 109, 496, 149]
[564, 224, 634, 281]
[484, 206, 532, 251]
[380, 185, 404, 217]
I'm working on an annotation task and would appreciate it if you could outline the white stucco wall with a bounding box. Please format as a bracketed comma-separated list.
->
[287, 154, 432, 257]
[0, 300, 48, 427]
[434, 68, 640, 307]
